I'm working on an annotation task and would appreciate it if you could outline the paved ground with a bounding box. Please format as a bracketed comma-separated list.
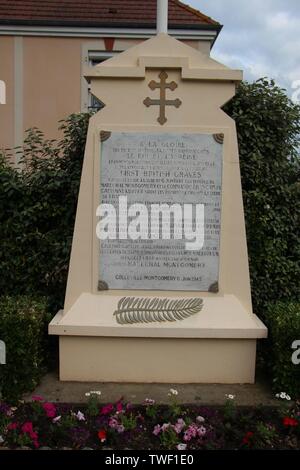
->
[23, 372, 278, 406]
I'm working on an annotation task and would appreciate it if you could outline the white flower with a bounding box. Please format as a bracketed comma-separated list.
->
[76, 411, 86, 421]
[144, 398, 156, 405]
[0, 435, 4, 444]
[276, 392, 292, 401]
[161, 423, 171, 432]
[177, 443, 187, 450]
[225, 394, 235, 400]
[196, 416, 205, 423]
[168, 388, 178, 396]
[85, 390, 101, 397]
[52, 416, 61, 423]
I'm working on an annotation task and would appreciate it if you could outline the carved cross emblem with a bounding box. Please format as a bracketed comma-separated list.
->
[143, 71, 182, 125]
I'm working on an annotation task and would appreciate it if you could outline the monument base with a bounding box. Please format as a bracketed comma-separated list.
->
[49, 293, 267, 383]
[59, 335, 257, 383]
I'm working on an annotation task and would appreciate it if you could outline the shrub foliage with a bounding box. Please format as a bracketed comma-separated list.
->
[265, 301, 300, 397]
[0, 295, 50, 401]
[0, 113, 89, 308]
[224, 79, 300, 313]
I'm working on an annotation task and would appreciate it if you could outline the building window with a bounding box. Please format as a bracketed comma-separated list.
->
[87, 52, 116, 112]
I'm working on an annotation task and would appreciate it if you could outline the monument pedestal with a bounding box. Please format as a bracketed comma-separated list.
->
[49, 293, 266, 383]
[58, 337, 257, 383]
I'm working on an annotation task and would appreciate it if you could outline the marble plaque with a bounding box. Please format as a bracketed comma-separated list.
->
[99, 132, 222, 291]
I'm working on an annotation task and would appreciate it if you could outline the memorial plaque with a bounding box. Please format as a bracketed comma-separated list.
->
[99, 132, 222, 291]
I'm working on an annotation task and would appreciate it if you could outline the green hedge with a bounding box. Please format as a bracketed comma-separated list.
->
[224, 79, 300, 313]
[265, 301, 300, 398]
[0, 113, 89, 310]
[0, 296, 50, 402]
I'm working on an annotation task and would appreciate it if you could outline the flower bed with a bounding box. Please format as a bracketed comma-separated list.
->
[0, 391, 299, 450]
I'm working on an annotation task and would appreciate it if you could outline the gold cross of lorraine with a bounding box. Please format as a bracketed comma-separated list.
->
[143, 70, 182, 125]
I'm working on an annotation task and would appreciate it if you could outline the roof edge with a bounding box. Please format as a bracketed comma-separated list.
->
[0, 18, 222, 31]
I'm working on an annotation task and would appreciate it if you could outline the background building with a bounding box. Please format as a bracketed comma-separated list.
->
[0, 0, 220, 162]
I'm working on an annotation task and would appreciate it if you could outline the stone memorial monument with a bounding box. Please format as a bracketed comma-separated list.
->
[49, 1, 267, 383]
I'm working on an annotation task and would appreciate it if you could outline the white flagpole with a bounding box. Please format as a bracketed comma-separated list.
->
[157, 0, 168, 34]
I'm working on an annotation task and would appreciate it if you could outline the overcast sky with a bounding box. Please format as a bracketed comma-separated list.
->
[187, 0, 300, 97]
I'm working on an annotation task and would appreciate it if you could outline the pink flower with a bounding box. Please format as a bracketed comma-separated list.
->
[174, 418, 186, 434]
[32, 395, 43, 402]
[116, 424, 125, 433]
[21, 421, 39, 445]
[43, 402, 56, 418]
[153, 424, 161, 436]
[116, 402, 123, 413]
[22, 422, 34, 434]
[30, 431, 38, 441]
[7, 422, 18, 431]
[197, 425, 206, 437]
[108, 417, 119, 429]
[101, 404, 114, 415]
[173, 424, 182, 434]
[183, 432, 192, 442]
[183, 424, 198, 442]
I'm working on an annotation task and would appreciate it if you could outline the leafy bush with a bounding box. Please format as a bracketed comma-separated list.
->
[0, 296, 50, 402]
[0, 113, 89, 309]
[225, 79, 300, 313]
[264, 301, 300, 398]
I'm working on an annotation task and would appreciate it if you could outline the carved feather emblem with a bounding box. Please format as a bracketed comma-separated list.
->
[113, 297, 203, 325]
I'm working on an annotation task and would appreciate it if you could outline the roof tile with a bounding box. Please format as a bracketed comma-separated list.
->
[0, 0, 220, 27]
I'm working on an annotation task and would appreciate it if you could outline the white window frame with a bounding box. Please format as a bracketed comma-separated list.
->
[81, 44, 116, 113]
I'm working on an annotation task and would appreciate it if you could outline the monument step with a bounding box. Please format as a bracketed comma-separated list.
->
[49, 293, 267, 339]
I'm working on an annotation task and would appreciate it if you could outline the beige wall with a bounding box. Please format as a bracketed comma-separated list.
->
[0, 36, 14, 154]
[0, 35, 208, 162]
[23, 37, 82, 142]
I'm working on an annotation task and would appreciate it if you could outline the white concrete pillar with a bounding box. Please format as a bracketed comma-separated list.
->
[157, 0, 168, 34]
